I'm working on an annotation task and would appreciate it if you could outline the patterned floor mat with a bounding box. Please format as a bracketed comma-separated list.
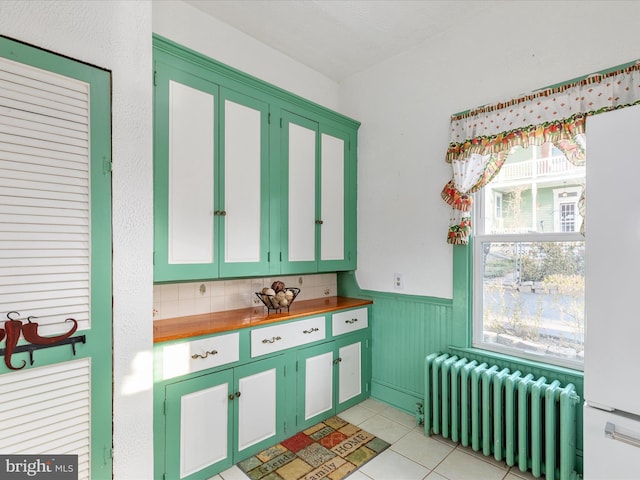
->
[237, 416, 390, 480]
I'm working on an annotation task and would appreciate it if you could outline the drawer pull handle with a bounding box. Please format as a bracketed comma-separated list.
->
[345, 318, 358, 324]
[262, 336, 282, 344]
[192, 350, 218, 359]
[303, 328, 319, 334]
[605, 422, 640, 448]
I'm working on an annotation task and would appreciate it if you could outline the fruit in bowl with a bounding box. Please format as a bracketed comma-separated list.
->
[257, 282, 300, 311]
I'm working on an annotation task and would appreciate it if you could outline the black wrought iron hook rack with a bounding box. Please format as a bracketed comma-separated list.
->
[0, 335, 86, 366]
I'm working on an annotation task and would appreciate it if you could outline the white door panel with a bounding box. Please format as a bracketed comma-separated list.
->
[168, 80, 215, 265]
[320, 132, 345, 261]
[585, 105, 640, 414]
[224, 99, 261, 263]
[237, 368, 277, 452]
[304, 351, 333, 420]
[338, 342, 361, 404]
[288, 122, 316, 262]
[180, 383, 229, 478]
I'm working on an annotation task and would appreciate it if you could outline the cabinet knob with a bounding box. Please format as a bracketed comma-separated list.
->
[315, 219, 324, 225]
[235, 391, 241, 398]
[333, 357, 342, 365]
[229, 394, 235, 401]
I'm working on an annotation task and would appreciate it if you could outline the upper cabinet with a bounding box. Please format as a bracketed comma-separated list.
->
[154, 62, 270, 282]
[153, 36, 359, 282]
[280, 112, 356, 273]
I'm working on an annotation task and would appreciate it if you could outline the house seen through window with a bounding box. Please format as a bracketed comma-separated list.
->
[473, 142, 585, 368]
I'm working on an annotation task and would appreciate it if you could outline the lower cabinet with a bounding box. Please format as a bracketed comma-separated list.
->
[163, 355, 287, 480]
[297, 332, 369, 430]
[155, 306, 371, 480]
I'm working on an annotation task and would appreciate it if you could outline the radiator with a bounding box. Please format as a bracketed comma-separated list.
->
[424, 353, 580, 480]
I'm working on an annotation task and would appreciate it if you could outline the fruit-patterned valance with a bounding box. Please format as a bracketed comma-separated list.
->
[443, 59, 640, 245]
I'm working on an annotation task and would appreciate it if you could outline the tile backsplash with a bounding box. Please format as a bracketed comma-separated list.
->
[153, 273, 337, 320]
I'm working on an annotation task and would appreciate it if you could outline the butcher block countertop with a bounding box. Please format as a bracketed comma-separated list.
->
[153, 296, 373, 343]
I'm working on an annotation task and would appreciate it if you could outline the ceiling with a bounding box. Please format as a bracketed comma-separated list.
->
[183, 0, 490, 82]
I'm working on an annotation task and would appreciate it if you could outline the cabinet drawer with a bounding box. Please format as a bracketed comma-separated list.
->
[251, 316, 326, 357]
[161, 332, 240, 380]
[332, 308, 368, 336]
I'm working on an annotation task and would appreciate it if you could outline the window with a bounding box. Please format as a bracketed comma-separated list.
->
[473, 144, 585, 368]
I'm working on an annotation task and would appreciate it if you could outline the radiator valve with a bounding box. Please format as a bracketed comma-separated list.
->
[415, 402, 424, 426]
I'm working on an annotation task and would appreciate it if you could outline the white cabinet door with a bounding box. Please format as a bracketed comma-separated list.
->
[236, 368, 276, 452]
[165, 369, 234, 480]
[167, 79, 215, 266]
[299, 343, 334, 429]
[179, 383, 230, 478]
[337, 340, 362, 405]
[286, 116, 317, 266]
[224, 98, 262, 263]
[220, 89, 270, 277]
[235, 356, 285, 456]
[320, 132, 345, 262]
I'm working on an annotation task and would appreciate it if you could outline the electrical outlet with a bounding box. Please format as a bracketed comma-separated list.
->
[394, 273, 403, 290]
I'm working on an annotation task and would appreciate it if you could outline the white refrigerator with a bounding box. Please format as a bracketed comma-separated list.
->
[584, 103, 640, 478]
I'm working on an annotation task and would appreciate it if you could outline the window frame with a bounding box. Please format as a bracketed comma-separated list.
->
[471, 154, 585, 371]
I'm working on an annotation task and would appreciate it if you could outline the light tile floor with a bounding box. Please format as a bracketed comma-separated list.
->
[213, 398, 539, 480]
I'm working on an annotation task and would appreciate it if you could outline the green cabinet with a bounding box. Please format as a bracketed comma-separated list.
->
[296, 331, 369, 430]
[296, 307, 370, 430]
[153, 60, 270, 282]
[279, 111, 357, 274]
[153, 36, 359, 281]
[163, 355, 288, 480]
[154, 304, 371, 480]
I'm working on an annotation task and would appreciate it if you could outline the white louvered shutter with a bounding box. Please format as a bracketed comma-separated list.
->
[0, 358, 91, 478]
[0, 55, 90, 335]
[0, 55, 93, 479]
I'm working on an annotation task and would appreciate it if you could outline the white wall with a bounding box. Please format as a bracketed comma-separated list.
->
[0, 1, 154, 478]
[153, 0, 341, 111]
[340, 0, 640, 299]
